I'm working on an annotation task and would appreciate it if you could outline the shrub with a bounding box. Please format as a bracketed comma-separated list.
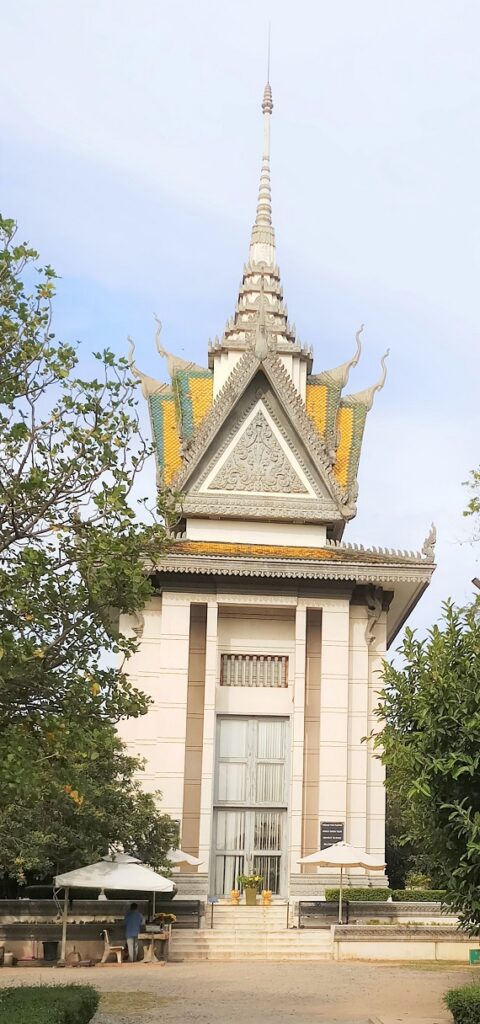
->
[325, 887, 447, 903]
[325, 887, 391, 902]
[0, 984, 99, 1024]
[393, 889, 447, 902]
[445, 984, 480, 1024]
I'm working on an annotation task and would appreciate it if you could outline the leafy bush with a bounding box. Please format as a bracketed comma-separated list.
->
[325, 887, 447, 903]
[0, 985, 99, 1024]
[445, 984, 480, 1024]
[325, 888, 391, 902]
[392, 888, 446, 902]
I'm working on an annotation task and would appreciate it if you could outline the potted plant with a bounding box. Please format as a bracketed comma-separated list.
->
[238, 873, 263, 906]
[146, 912, 176, 934]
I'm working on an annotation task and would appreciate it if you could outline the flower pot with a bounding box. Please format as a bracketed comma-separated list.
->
[244, 887, 257, 906]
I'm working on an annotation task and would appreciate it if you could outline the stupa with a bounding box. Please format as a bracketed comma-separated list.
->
[122, 81, 435, 898]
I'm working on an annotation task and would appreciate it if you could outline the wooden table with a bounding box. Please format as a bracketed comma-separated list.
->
[138, 929, 170, 964]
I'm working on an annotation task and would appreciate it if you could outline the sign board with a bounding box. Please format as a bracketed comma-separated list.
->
[320, 821, 344, 850]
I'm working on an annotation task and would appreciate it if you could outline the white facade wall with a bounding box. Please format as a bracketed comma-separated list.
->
[121, 587, 386, 895]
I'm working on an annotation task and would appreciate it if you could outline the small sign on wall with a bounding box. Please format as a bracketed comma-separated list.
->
[320, 821, 344, 850]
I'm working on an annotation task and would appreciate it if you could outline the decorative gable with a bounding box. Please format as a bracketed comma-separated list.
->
[205, 407, 309, 495]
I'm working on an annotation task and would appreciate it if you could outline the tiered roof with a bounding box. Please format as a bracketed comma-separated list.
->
[131, 84, 389, 517]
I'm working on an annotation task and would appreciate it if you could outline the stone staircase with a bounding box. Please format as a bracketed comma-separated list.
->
[170, 904, 333, 961]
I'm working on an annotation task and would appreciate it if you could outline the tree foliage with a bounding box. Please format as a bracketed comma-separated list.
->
[464, 466, 480, 540]
[0, 215, 179, 883]
[375, 601, 480, 931]
[1, 718, 179, 884]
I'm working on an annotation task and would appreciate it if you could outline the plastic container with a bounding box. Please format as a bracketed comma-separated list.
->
[469, 949, 480, 965]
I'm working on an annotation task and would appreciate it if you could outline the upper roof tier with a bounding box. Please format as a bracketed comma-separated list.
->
[131, 82, 389, 538]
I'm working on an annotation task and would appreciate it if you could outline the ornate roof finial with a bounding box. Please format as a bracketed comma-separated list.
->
[127, 336, 169, 398]
[422, 523, 437, 562]
[250, 80, 276, 266]
[346, 348, 390, 410]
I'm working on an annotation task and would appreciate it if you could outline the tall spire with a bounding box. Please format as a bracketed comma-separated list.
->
[249, 82, 276, 266]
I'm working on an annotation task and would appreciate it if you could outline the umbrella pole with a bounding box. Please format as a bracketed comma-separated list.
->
[60, 886, 69, 963]
[152, 891, 156, 919]
[338, 868, 343, 924]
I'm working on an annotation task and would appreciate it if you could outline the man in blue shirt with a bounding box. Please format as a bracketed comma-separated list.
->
[124, 902, 143, 962]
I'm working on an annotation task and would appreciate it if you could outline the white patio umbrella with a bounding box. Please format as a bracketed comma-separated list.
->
[54, 853, 175, 962]
[298, 842, 385, 923]
[167, 848, 204, 866]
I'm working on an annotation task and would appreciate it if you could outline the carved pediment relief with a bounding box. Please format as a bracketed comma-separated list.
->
[180, 371, 350, 524]
[208, 409, 308, 495]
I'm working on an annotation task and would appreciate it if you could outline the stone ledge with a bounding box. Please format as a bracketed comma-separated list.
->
[334, 925, 467, 941]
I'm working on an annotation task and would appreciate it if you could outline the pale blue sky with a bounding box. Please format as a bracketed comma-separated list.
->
[1, 0, 479, 636]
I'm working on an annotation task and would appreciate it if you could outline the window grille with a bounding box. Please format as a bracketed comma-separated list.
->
[220, 654, 288, 688]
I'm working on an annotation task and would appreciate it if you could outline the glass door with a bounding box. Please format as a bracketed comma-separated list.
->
[212, 717, 288, 895]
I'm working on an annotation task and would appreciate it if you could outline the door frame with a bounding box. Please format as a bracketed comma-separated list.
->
[209, 714, 291, 897]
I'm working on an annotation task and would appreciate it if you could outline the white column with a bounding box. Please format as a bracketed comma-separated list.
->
[118, 594, 191, 825]
[318, 600, 350, 841]
[198, 601, 219, 871]
[289, 605, 307, 876]
[347, 605, 370, 850]
[155, 594, 191, 823]
[366, 611, 387, 862]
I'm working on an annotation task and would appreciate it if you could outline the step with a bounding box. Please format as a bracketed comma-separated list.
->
[210, 910, 291, 930]
[171, 933, 333, 937]
[170, 928, 333, 961]
[171, 937, 333, 942]
[171, 950, 332, 961]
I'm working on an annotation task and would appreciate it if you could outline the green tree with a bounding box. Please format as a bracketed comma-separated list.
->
[1, 719, 179, 884]
[464, 466, 480, 538]
[0, 215, 178, 883]
[384, 789, 416, 890]
[375, 601, 480, 931]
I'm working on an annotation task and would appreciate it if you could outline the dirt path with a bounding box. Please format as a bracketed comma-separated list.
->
[0, 960, 471, 1022]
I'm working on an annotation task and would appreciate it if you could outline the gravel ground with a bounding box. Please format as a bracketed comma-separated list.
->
[0, 960, 472, 1023]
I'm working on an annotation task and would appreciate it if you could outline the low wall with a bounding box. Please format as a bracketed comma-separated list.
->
[346, 902, 457, 925]
[294, 900, 457, 928]
[333, 925, 480, 962]
[0, 899, 205, 962]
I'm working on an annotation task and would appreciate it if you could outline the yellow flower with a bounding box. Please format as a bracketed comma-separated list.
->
[90, 681, 101, 696]
[33, 649, 45, 658]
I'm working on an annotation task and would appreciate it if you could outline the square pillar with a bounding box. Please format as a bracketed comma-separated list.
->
[289, 605, 307, 876]
[198, 601, 218, 871]
[367, 612, 387, 861]
[155, 594, 191, 823]
[318, 600, 350, 836]
[347, 605, 370, 850]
